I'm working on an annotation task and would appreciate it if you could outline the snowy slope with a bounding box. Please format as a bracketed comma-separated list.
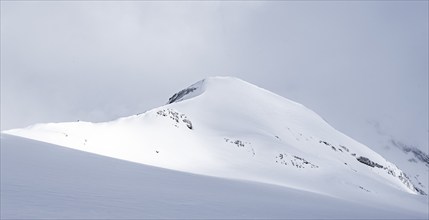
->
[3, 76, 428, 215]
[1, 134, 427, 219]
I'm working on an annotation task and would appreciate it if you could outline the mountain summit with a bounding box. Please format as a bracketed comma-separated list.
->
[4, 77, 427, 213]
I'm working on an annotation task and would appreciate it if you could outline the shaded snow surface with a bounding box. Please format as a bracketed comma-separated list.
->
[1, 134, 427, 219]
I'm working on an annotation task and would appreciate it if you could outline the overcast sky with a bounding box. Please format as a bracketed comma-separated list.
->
[1, 1, 428, 151]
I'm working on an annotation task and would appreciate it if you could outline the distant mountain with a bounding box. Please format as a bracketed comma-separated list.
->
[358, 121, 429, 196]
[3, 76, 428, 216]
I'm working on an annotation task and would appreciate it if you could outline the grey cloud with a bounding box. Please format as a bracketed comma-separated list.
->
[1, 1, 427, 151]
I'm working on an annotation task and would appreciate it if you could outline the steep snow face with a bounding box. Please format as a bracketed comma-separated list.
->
[3, 77, 428, 212]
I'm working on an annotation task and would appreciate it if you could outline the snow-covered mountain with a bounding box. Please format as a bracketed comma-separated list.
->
[3, 76, 428, 217]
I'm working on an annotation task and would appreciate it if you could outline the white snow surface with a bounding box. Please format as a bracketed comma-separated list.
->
[2, 76, 428, 218]
[1, 134, 427, 219]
